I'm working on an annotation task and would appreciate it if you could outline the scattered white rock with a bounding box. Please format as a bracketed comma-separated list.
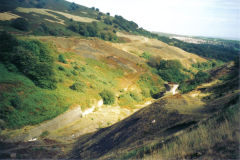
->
[152, 120, 156, 124]
[28, 137, 37, 142]
[82, 106, 95, 117]
[97, 99, 103, 107]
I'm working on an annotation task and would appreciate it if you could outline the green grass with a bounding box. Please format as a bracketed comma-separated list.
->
[0, 63, 68, 128]
[138, 73, 164, 97]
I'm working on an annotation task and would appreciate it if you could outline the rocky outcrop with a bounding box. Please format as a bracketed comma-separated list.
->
[165, 83, 179, 95]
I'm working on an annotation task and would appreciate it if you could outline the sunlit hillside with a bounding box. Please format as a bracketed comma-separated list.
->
[0, 0, 239, 159]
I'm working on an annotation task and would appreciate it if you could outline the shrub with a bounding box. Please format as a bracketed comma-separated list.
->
[58, 66, 65, 71]
[179, 71, 210, 93]
[70, 81, 86, 92]
[79, 66, 86, 72]
[99, 90, 115, 105]
[10, 96, 23, 109]
[194, 71, 210, 84]
[179, 82, 196, 93]
[73, 66, 79, 70]
[71, 70, 78, 76]
[140, 52, 151, 60]
[130, 91, 142, 102]
[4, 62, 18, 72]
[11, 18, 29, 31]
[40, 131, 49, 137]
[58, 54, 67, 63]
[148, 59, 189, 83]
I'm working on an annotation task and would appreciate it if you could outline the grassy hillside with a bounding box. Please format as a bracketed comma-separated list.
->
[0, 30, 228, 130]
[0, 1, 239, 159]
[0, 32, 169, 129]
[0, 0, 238, 62]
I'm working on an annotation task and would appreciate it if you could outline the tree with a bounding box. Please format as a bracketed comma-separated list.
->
[106, 12, 110, 16]
[69, 2, 79, 10]
[11, 18, 29, 31]
[97, 15, 102, 20]
[104, 18, 112, 25]
[194, 71, 210, 84]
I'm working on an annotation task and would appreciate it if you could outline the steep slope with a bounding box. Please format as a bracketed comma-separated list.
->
[0, 1, 239, 159]
[69, 63, 239, 159]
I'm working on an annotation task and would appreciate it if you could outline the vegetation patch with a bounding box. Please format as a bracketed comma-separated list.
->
[138, 73, 163, 97]
[179, 71, 210, 93]
[0, 32, 57, 89]
[99, 89, 115, 105]
[70, 81, 86, 92]
[58, 54, 67, 64]
[11, 18, 29, 31]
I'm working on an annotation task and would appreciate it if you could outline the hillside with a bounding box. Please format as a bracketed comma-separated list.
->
[0, 0, 239, 159]
[70, 62, 239, 160]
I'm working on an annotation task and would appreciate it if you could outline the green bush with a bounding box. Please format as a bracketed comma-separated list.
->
[40, 131, 49, 137]
[179, 71, 210, 93]
[138, 73, 163, 97]
[0, 32, 57, 89]
[99, 89, 115, 105]
[140, 52, 151, 60]
[71, 70, 78, 76]
[58, 66, 65, 71]
[79, 66, 86, 72]
[58, 54, 67, 63]
[194, 71, 210, 84]
[11, 18, 29, 31]
[4, 62, 18, 72]
[10, 95, 23, 109]
[70, 81, 86, 92]
[148, 59, 189, 83]
[179, 82, 196, 93]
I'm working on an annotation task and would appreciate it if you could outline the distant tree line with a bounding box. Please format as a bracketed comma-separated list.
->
[108, 15, 239, 62]
[68, 21, 118, 41]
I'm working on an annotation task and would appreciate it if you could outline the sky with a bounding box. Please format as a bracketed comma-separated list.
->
[67, 0, 240, 40]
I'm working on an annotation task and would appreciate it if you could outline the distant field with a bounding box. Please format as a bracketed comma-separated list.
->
[0, 12, 20, 21]
[16, 7, 97, 24]
[114, 32, 206, 68]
